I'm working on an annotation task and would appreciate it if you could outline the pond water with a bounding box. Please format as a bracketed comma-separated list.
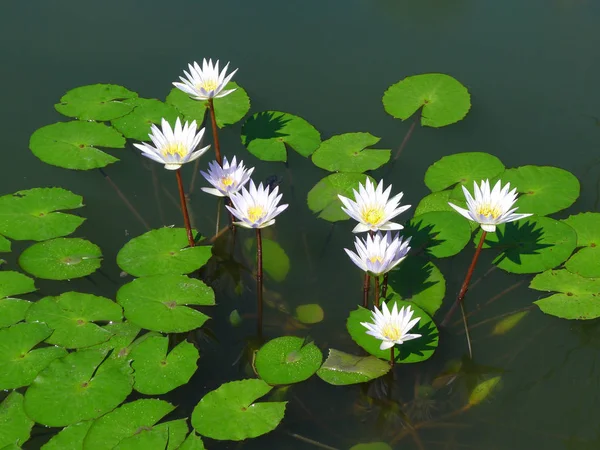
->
[2, 0, 600, 448]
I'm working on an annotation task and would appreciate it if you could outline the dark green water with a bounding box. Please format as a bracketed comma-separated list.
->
[2, 0, 600, 448]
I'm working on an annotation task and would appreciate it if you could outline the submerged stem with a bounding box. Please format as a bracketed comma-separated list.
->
[207, 98, 222, 166]
[363, 272, 370, 308]
[175, 169, 195, 247]
[375, 275, 381, 308]
[381, 272, 389, 299]
[256, 228, 263, 338]
[98, 168, 150, 230]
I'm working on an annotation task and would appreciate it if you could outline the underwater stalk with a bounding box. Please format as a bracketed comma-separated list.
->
[207, 98, 222, 166]
[98, 169, 150, 230]
[381, 272, 389, 299]
[175, 169, 195, 247]
[374, 275, 380, 308]
[392, 109, 421, 162]
[363, 273, 370, 308]
[256, 228, 264, 337]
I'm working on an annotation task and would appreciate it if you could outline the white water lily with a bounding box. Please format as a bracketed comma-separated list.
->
[227, 180, 288, 229]
[448, 179, 532, 232]
[338, 179, 411, 233]
[344, 231, 411, 276]
[133, 118, 210, 170]
[173, 58, 238, 101]
[361, 302, 421, 350]
[200, 156, 254, 197]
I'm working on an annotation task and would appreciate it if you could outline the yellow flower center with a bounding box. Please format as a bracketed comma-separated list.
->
[247, 206, 266, 223]
[368, 255, 383, 264]
[197, 79, 218, 92]
[162, 142, 188, 158]
[362, 207, 384, 226]
[381, 323, 401, 341]
[221, 176, 234, 187]
[476, 204, 502, 219]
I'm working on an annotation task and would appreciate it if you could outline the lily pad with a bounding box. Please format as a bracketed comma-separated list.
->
[41, 420, 93, 450]
[29, 121, 125, 170]
[26, 292, 122, 348]
[347, 300, 438, 363]
[424, 152, 505, 192]
[492, 310, 529, 335]
[241, 111, 321, 161]
[562, 213, 600, 278]
[23, 349, 133, 427]
[311, 133, 390, 173]
[117, 228, 211, 277]
[307, 173, 374, 222]
[130, 335, 199, 395]
[404, 211, 472, 258]
[0, 299, 32, 329]
[0, 188, 84, 241]
[89, 321, 141, 357]
[0, 271, 36, 299]
[414, 190, 454, 216]
[295, 304, 324, 324]
[382, 73, 471, 127]
[0, 392, 33, 448]
[112, 419, 187, 450]
[55, 84, 138, 121]
[255, 336, 322, 385]
[244, 237, 290, 282]
[111, 98, 180, 141]
[565, 247, 600, 279]
[469, 376, 502, 406]
[116, 274, 214, 333]
[0, 235, 10, 252]
[191, 379, 286, 441]
[316, 349, 390, 385]
[178, 433, 206, 450]
[19, 238, 102, 280]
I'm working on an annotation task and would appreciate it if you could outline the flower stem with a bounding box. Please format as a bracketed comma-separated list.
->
[207, 98, 222, 166]
[374, 275, 381, 308]
[441, 230, 487, 327]
[362, 272, 370, 308]
[381, 272, 389, 299]
[175, 169, 195, 247]
[390, 347, 395, 367]
[256, 228, 264, 338]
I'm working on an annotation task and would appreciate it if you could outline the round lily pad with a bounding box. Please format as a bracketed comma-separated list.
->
[414, 190, 453, 216]
[55, 84, 138, 121]
[0, 322, 67, 390]
[89, 321, 141, 357]
[41, 420, 93, 450]
[347, 300, 439, 363]
[255, 336, 322, 385]
[424, 152, 505, 192]
[383, 73, 471, 127]
[29, 121, 125, 170]
[0, 188, 84, 241]
[191, 379, 286, 441]
[0, 392, 33, 448]
[0, 299, 32, 329]
[112, 419, 188, 450]
[24, 349, 133, 427]
[111, 98, 180, 141]
[311, 133, 390, 173]
[404, 211, 472, 258]
[295, 304, 324, 324]
[19, 238, 102, 280]
[0, 235, 10, 253]
[562, 213, 600, 278]
[130, 335, 199, 395]
[244, 237, 290, 282]
[117, 228, 211, 277]
[26, 292, 122, 348]
[166, 82, 250, 128]
[316, 349, 390, 386]
[241, 111, 321, 162]
[116, 274, 214, 333]
[565, 247, 600, 279]
[0, 271, 36, 299]
[178, 433, 206, 450]
[307, 173, 374, 222]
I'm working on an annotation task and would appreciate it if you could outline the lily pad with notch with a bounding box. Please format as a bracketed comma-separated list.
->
[255, 336, 322, 385]
[0, 235, 9, 253]
[404, 211, 472, 258]
[563, 213, 600, 278]
[424, 152, 505, 192]
[55, 84, 138, 121]
[316, 349, 390, 385]
[0, 271, 35, 328]
[0, 392, 33, 449]
[307, 173, 374, 222]
[41, 420, 93, 450]
[311, 133, 390, 173]
[178, 433, 206, 450]
[113, 418, 187, 450]
[111, 98, 180, 141]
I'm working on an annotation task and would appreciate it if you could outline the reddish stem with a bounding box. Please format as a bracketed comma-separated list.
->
[381, 272, 389, 299]
[175, 169, 195, 247]
[256, 228, 263, 338]
[375, 275, 381, 308]
[207, 98, 222, 166]
[363, 272, 370, 308]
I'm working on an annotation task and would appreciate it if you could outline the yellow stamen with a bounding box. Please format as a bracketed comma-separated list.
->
[197, 79, 218, 92]
[476, 204, 502, 219]
[247, 206, 266, 223]
[221, 176, 234, 187]
[162, 142, 188, 159]
[369, 255, 383, 264]
[381, 323, 401, 341]
[362, 207, 384, 226]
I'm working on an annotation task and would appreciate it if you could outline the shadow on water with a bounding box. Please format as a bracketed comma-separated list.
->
[241, 111, 291, 146]
[485, 220, 552, 266]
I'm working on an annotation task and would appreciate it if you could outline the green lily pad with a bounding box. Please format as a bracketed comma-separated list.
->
[24, 349, 133, 427]
[0, 235, 10, 253]
[311, 133, 390, 173]
[116, 274, 214, 333]
[0, 188, 84, 241]
[255, 336, 322, 385]
[19, 238, 102, 280]
[0, 392, 33, 448]
[244, 237, 290, 282]
[565, 247, 600, 279]
[89, 321, 141, 357]
[0, 299, 32, 328]
[307, 173, 374, 222]
[347, 300, 439, 363]
[350, 443, 393, 450]
[115, 419, 187, 450]
[117, 228, 211, 277]
[41, 420, 93, 450]
[469, 376, 502, 406]
[295, 304, 324, 324]
[316, 349, 390, 385]
[562, 213, 600, 278]
[382, 73, 471, 127]
[191, 379, 286, 441]
[26, 292, 122, 348]
[414, 190, 454, 216]
[424, 152, 505, 192]
[55, 84, 138, 121]
[404, 211, 472, 258]
[241, 111, 321, 161]
[0, 271, 36, 298]
[492, 310, 529, 335]
[0, 322, 67, 390]
[178, 433, 206, 450]
[166, 82, 250, 128]
[130, 335, 199, 395]
[478, 216, 577, 274]
[29, 121, 125, 170]
[111, 98, 180, 141]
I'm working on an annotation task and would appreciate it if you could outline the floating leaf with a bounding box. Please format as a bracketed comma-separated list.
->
[0, 235, 10, 253]
[0, 299, 32, 329]
[468, 376, 501, 406]
[414, 191, 454, 216]
[316, 349, 390, 385]
[311, 133, 390, 173]
[492, 310, 529, 335]
[424, 152, 505, 192]
[111, 98, 180, 141]
[89, 321, 141, 357]
[191, 379, 286, 441]
[295, 304, 324, 324]
[565, 247, 600, 279]
[241, 111, 320, 162]
[0, 271, 36, 299]
[244, 238, 290, 282]
[350, 443, 393, 450]
[26, 292, 122, 349]
[19, 238, 102, 280]
[383, 73, 470, 127]
[178, 433, 206, 450]
[563, 213, 600, 278]
[405, 211, 472, 258]
[0, 392, 33, 448]
[113, 419, 187, 450]
[55, 84, 138, 121]
[24, 349, 133, 427]
[117, 228, 211, 277]
[117, 274, 214, 333]
[29, 121, 125, 170]
[41, 420, 93, 450]
[255, 336, 322, 385]
[307, 173, 373, 222]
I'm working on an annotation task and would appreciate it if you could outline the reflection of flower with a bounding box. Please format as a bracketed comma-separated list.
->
[344, 231, 411, 276]
[448, 179, 532, 232]
[361, 302, 421, 350]
[200, 156, 254, 197]
[173, 59, 238, 100]
[338, 179, 411, 233]
[227, 180, 288, 229]
[133, 118, 210, 171]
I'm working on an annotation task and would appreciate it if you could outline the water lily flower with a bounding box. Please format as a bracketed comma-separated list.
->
[338, 179, 411, 233]
[448, 179, 533, 232]
[227, 180, 288, 229]
[200, 156, 254, 197]
[173, 58, 238, 101]
[361, 302, 421, 350]
[344, 231, 411, 276]
[133, 118, 210, 171]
